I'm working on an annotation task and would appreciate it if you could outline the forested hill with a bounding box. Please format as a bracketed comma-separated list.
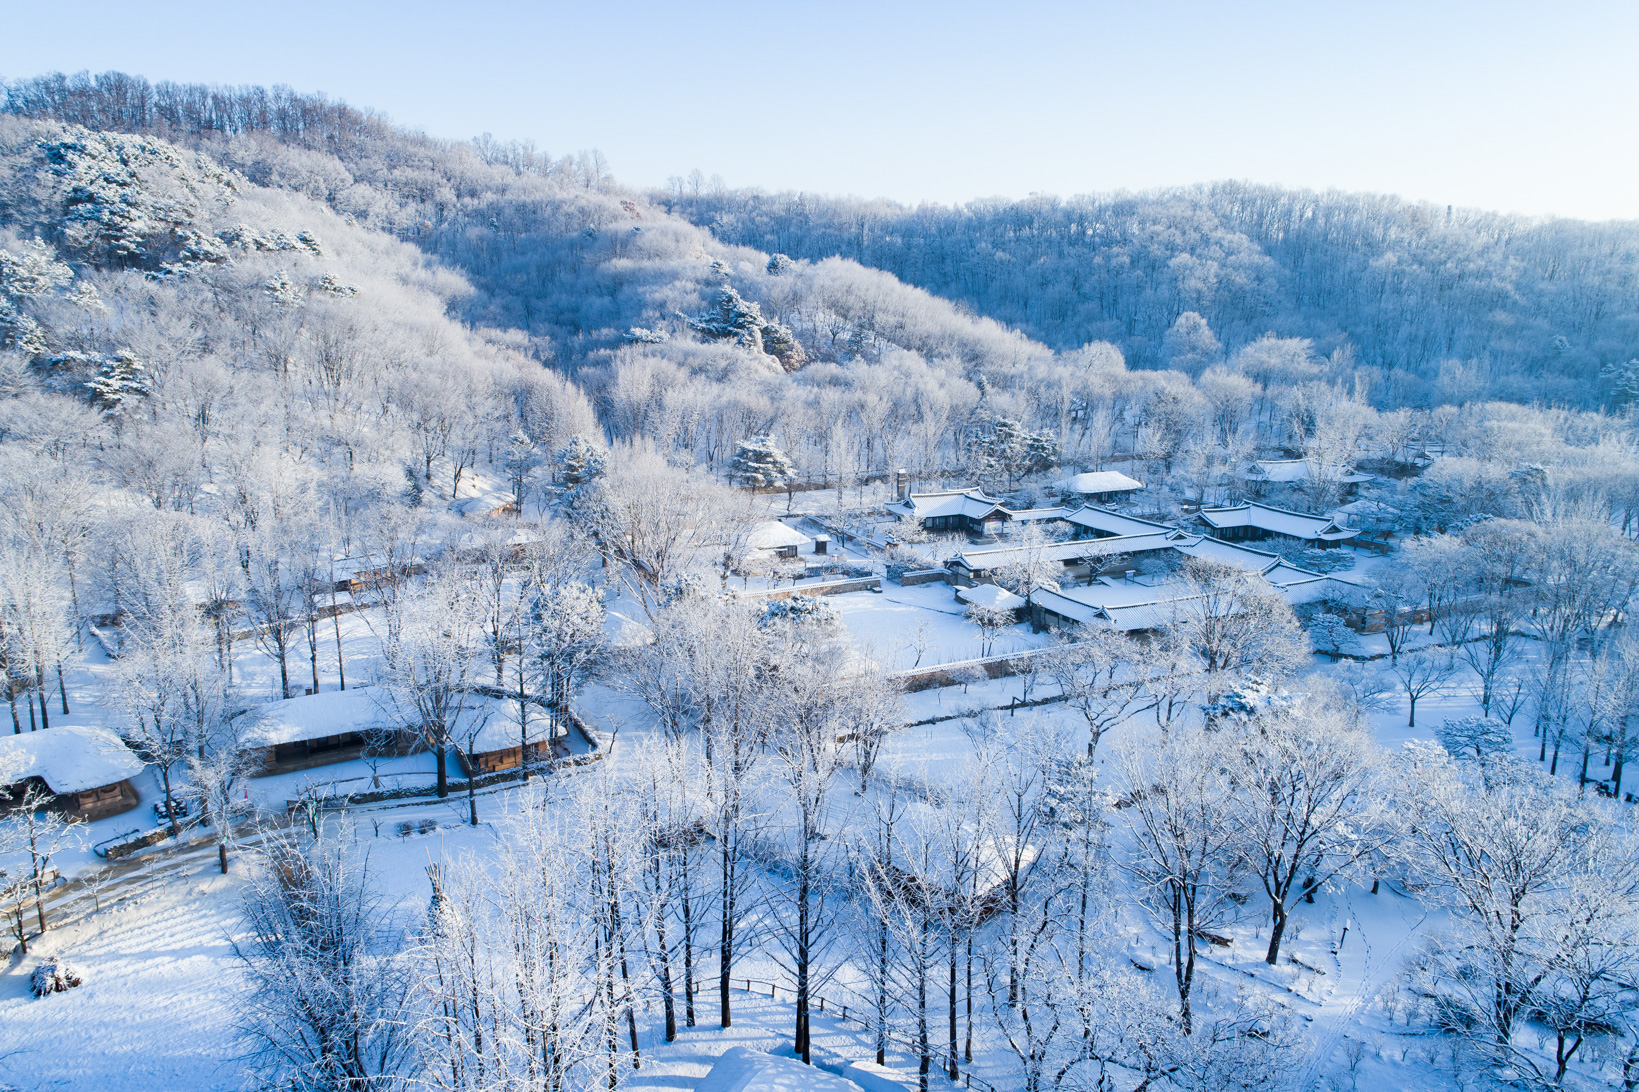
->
[0, 71, 1045, 383]
[661, 185, 1639, 405]
[7, 70, 1639, 417]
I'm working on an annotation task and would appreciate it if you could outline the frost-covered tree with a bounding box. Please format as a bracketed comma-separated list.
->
[1115, 731, 1240, 1033]
[380, 568, 485, 799]
[237, 830, 414, 1091]
[1435, 714, 1515, 764]
[728, 434, 796, 492]
[1225, 701, 1387, 964]
[529, 578, 604, 724]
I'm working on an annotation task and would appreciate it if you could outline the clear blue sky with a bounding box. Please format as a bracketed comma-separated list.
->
[3, 1, 1634, 220]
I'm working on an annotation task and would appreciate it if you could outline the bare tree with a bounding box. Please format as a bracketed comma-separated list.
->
[1115, 731, 1241, 1033]
[1169, 558, 1306, 704]
[581, 443, 754, 620]
[1394, 746, 1639, 1077]
[1225, 701, 1387, 964]
[236, 829, 414, 1091]
[379, 568, 485, 800]
[1389, 649, 1457, 728]
[1042, 627, 1149, 759]
[0, 782, 83, 944]
[243, 521, 308, 698]
[765, 640, 849, 1063]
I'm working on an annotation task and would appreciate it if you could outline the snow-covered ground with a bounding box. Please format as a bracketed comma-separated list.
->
[0, 568, 1621, 1092]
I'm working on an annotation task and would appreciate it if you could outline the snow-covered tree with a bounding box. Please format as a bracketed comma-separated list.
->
[237, 830, 414, 1091]
[1225, 701, 1387, 963]
[529, 578, 605, 723]
[728, 434, 796, 492]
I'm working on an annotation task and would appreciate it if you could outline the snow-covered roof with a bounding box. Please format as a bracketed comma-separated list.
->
[885, 489, 1009, 522]
[1262, 560, 1327, 587]
[1030, 584, 1205, 633]
[1031, 564, 1348, 631]
[1063, 506, 1173, 538]
[747, 520, 812, 550]
[0, 726, 145, 794]
[953, 531, 1176, 573]
[331, 554, 386, 579]
[242, 687, 401, 747]
[956, 584, 1027, 611]
[449, 696, 558, 754]
[697, 1047, 865, 1092]
[1278, 574, 1366, 608]
[1055, 470, 1145, 495]
[1006, 507, 1071, 522]
[1170, 533, 1285, 573]
[1195, 503, 1357, 542]
[1246, 459, 1375, 485]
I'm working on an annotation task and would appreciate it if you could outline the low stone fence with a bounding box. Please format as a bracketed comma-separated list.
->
[894, 568, 950, 587]
[738, 576, 882, 601]
[891, 643, 1070, 693]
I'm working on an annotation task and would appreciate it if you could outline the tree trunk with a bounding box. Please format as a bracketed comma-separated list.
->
[332, 602, 346, 690]
[948, 941, 959, 1080]
[435, 745, 449, 798]
[918, 916, 931, 1092]
[795, 862, 810, 1062]
[1265, 900, 1288, 964]
[218, 841, 228, 874]
[719, 840, 734, 1028]
[680, 852, 697, 1028]
[964, 934, 974, 1063]
[56, 663, 69, 715]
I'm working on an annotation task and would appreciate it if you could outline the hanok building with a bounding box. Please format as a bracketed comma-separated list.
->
[0, 726, 145, 820]
[330, 555, 428, 594]
[1191, 502, 1358, 549]
[241, 687, 419, 776]
[885, 489, 1013, 537]
[1061, 506, 1176, 540]
[451, 696, 584, 777]
[948, 530, 1180, 587]
[1239, 459, 1375, 500]
[747, 519, 814, 560]
[1053, 470, 1146, 505]
[1029, 553, 1362, 635]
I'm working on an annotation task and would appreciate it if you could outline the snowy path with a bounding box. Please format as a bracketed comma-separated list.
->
[1287, 885, 1428, 1092]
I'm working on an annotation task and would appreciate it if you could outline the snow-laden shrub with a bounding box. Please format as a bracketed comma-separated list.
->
[1202, 676, 1299, 726]
[1308, 613, 1360, 659]
[30, 959, 84, 998]
[1435, 715, 1514, 764]
[759, 594, 837, 629]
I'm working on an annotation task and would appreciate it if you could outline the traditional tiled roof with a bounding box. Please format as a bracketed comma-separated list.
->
[1055, 470, 1145, 494]
[953, 531, 1177, 573]
[885, 489, 1010, 522]
[1195, 502, 1358, 542]
[1062, 506, 1173, 538]
[1246, 459, 1375, 485]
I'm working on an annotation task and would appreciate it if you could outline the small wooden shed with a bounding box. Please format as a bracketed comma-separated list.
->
[0, 725, 145, 821]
